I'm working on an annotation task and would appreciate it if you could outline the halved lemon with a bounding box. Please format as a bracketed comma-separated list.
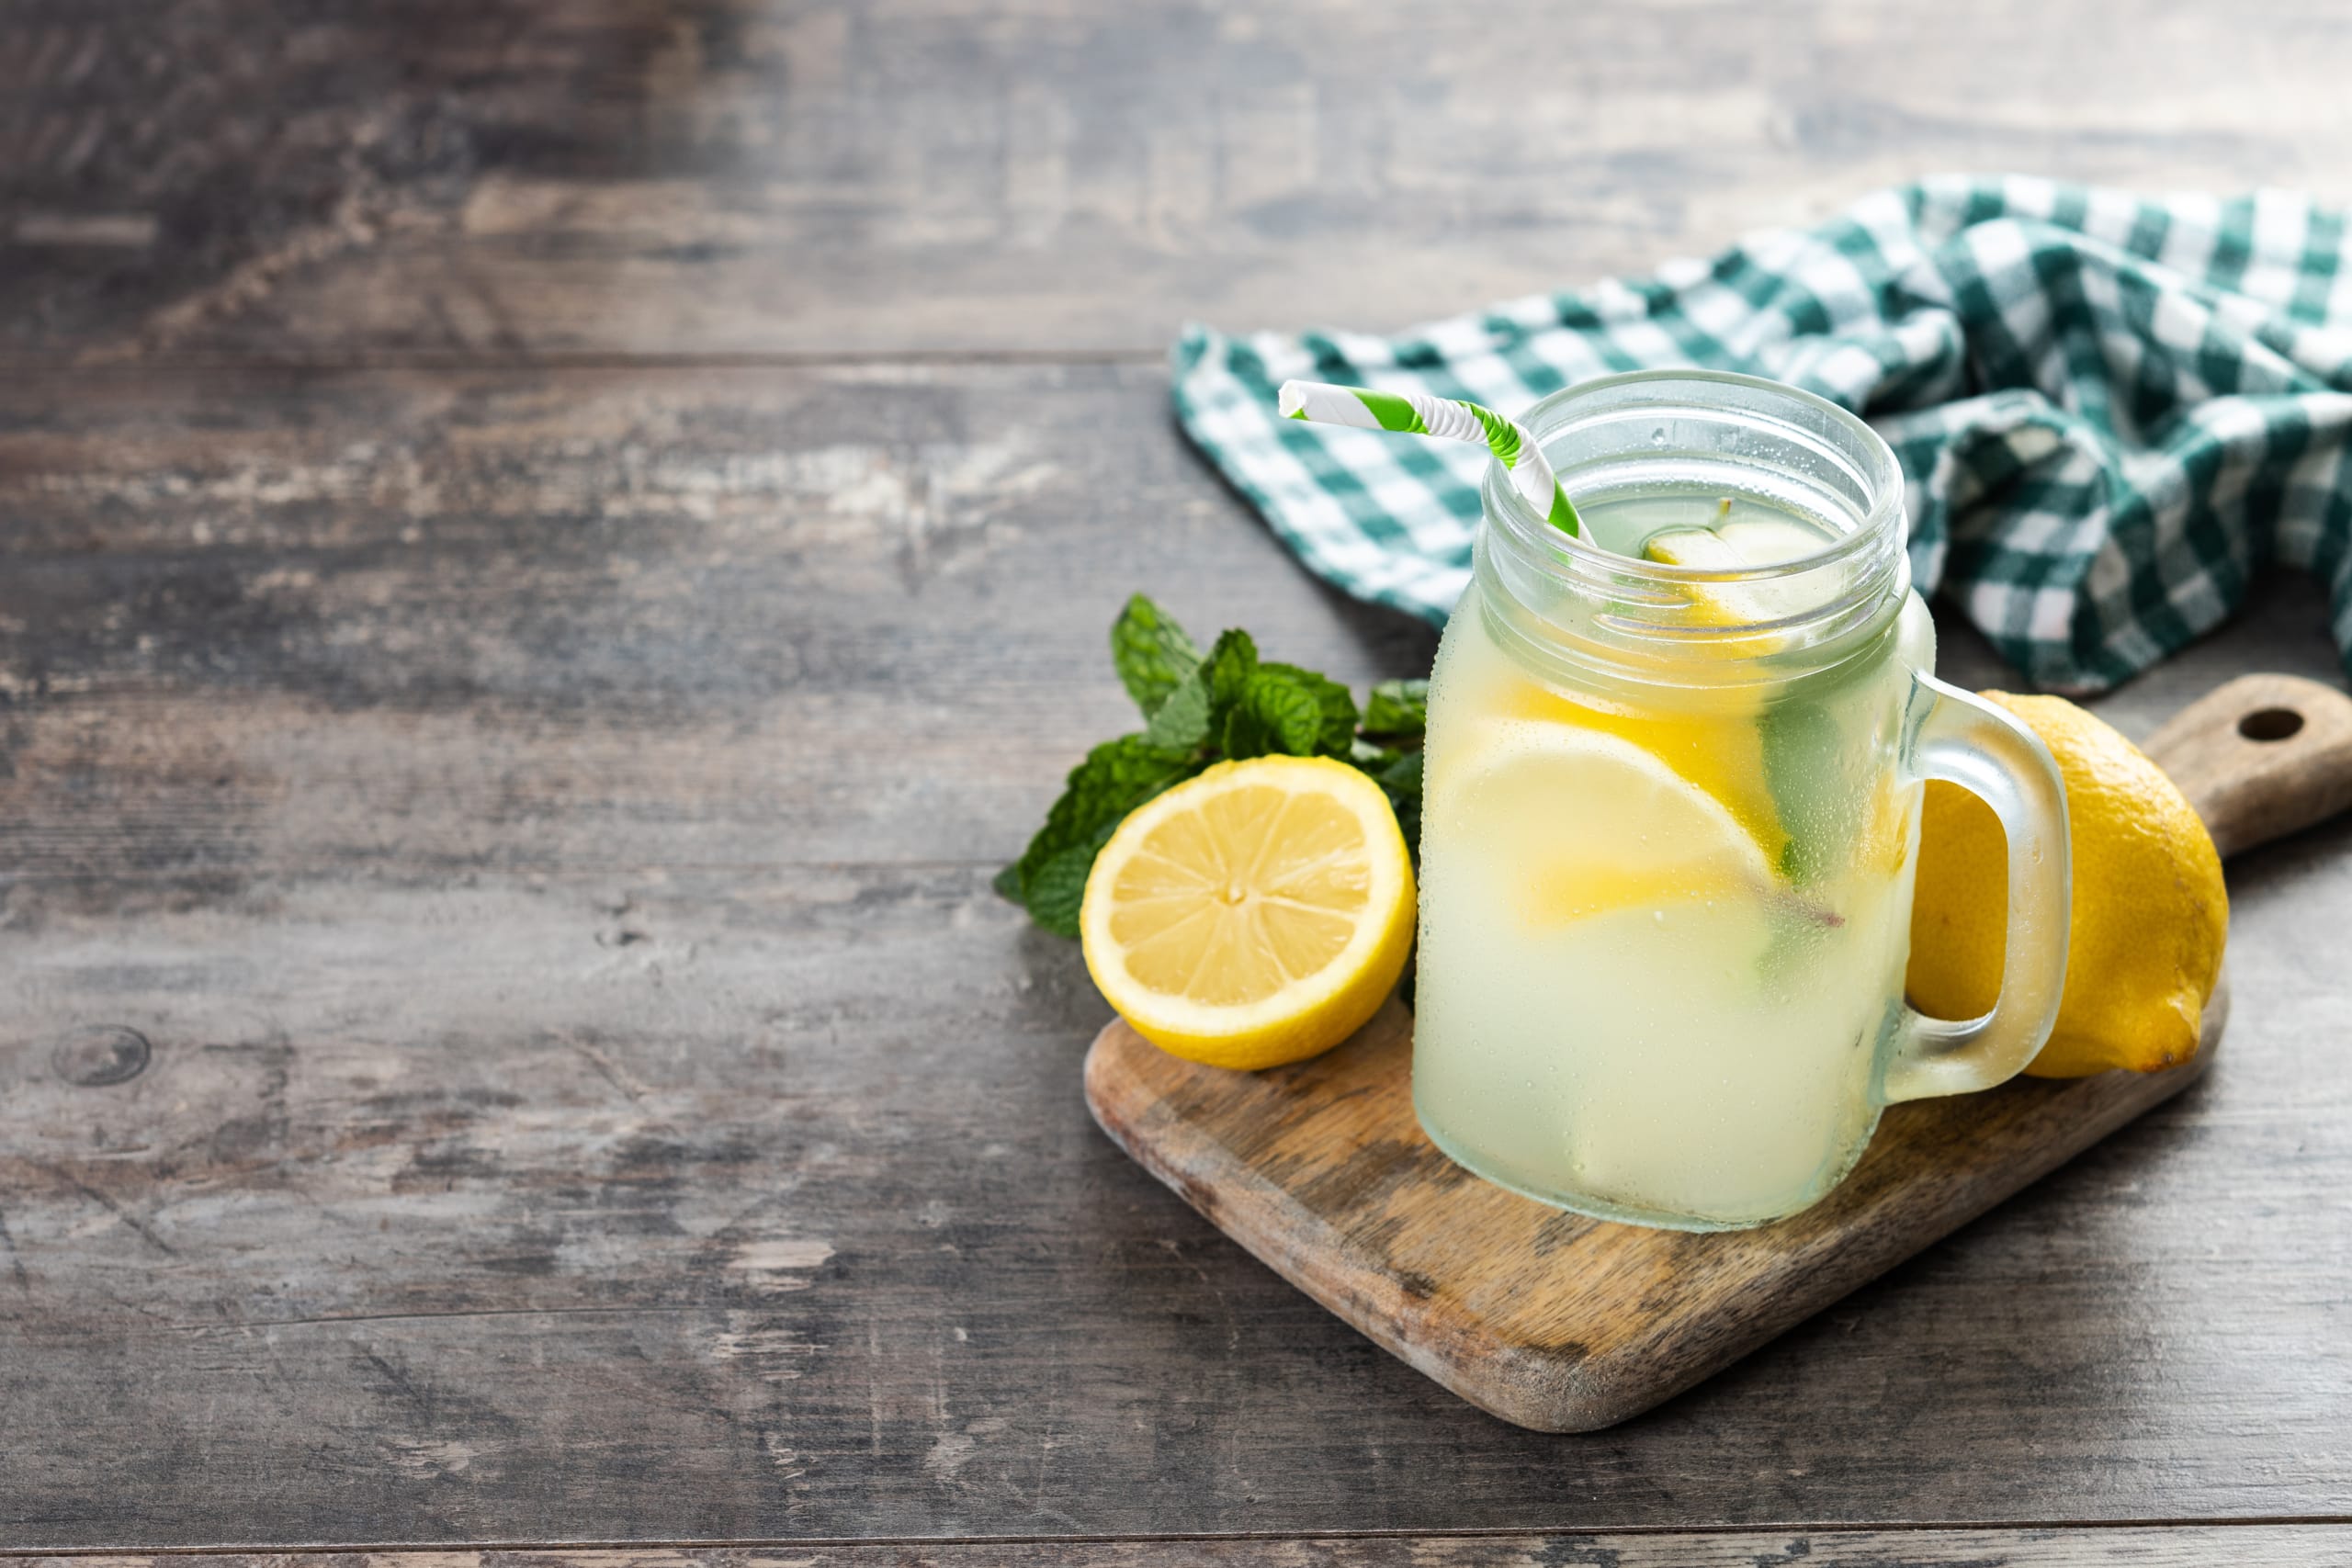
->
[1434, 720, 1777, 929]
[1080, 756, 1416, 1071]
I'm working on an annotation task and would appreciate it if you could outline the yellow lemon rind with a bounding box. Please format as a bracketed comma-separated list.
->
[1080, 755, 1417, 1072]
[1905, 691, 2227, 1079]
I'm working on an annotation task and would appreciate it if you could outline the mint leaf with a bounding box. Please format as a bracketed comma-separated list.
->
[1111, 595, 1203, 717]
[1371, 746, 1423, 797]
[999, 734, 1200, 909]
[1389, 794, 1421, 852]
[1260, 661, 1360, 756]
[1223, 670, 1328, 759]
[1362, 746, 1424, 850]
[1363, 678, 1429, 740]
[1024, 830, 1115, 938]
[1001, 597, 1439, 937]
[1759, 694, 1845, 885]
[1140, 667, 1213, 754]
[1201, 628, 1259, 722]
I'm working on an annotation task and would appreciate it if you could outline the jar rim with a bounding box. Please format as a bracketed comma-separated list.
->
[1472, 369, 1911, 685]
[1481, 367, 1905, 611]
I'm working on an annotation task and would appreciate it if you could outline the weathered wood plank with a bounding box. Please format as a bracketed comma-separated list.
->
[7, 0, 2352, 363]
[0, 363, 1438, 881]
[4, 366, 2351, 1543]
[17, 1528, 2352, 1566]
[0, 362, 2324, 888]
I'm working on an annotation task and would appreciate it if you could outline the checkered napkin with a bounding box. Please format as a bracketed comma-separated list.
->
[1171, 175, 2352, 692]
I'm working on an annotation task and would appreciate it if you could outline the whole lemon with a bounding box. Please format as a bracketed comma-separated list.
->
[1906, 693, 2226, 1077]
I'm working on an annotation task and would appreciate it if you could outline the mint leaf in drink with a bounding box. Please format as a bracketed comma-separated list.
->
[1111, 595, 1204, 717]
[1224, 669, 1329, 759]
[1000, 733, 1202, 910]
[1260, 661, 1360, 756]
[1758, 693, 1847, 885]
[1363, 678, 1429, 740]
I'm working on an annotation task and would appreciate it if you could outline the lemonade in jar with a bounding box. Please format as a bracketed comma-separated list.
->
[1409, 372, 2072, 1229]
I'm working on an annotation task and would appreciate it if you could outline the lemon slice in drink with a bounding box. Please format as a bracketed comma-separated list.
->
[1716, 515, 1831, 563]
[1487, 671, 1789, 871]
[1080, 756, 1416, 1070]
[1643, 513, 1840, 626]
[1439, 721, 1777, 928]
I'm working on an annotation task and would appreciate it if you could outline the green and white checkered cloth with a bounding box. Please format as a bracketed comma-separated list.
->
[1171, 175, 2352, 693]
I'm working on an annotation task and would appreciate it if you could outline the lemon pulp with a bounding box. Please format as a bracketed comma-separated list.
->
[1081, 756, 1415, 1071]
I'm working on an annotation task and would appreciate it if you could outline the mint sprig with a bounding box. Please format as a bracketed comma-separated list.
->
[1363, 677, 1430, 739]
[1110, 594, 1204, 716]
[997, 594, 1427, 936]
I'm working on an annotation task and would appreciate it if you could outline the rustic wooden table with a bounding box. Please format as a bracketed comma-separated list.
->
[5, 4, 2350, 1563]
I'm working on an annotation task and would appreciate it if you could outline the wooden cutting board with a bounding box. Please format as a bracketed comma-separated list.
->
[1085, 673, 2352, 1431]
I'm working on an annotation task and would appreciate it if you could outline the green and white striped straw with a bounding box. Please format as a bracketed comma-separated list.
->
[1277, 379, 1580, 536]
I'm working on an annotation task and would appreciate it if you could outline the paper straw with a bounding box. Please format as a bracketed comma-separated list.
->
[1277, 379, 1581, 536]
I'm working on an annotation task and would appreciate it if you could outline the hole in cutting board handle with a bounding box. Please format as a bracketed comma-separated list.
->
[2238, 707, 2306, 742]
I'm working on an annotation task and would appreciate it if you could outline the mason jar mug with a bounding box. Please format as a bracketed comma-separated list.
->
[1411, 370, 2071, 1231]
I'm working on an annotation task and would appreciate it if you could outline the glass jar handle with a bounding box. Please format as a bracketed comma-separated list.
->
[1883, 673, 2072, 1103]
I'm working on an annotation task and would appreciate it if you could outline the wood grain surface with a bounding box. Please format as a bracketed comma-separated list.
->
[7, 0, 2352, 364]
[6, 0, 2352, 1555]
[17, 1529, 2352, 1567]
[6, 363, 2349, 1548]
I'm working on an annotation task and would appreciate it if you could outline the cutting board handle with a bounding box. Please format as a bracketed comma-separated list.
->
[2141, 673, 2352, 860]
